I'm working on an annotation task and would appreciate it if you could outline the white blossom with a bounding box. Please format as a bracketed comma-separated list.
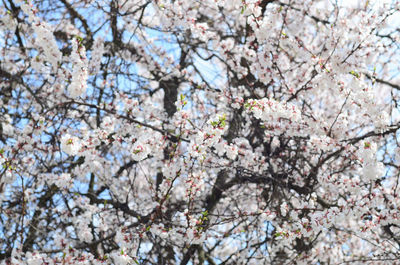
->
[61, 134, 81, 156]
[68, 38, 88, 98]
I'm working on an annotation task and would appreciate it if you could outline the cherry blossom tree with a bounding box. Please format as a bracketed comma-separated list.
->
[1, 0, 400, 264]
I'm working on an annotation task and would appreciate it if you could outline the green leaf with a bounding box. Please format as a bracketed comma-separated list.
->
[349, 70, 360, 78]
[133, 149, 141, 154]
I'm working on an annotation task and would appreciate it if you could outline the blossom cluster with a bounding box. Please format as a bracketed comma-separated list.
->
[1, 0, 400, 264]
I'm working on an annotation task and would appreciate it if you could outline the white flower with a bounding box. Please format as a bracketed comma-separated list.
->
[271, 137, 280, 151]
[68, 38, 88, 98]
[89, 37, 104, 75]
[1, 13, 17, 31]
[53, 234, 67, 249]
[226, 144, 238, 160]
[232, 102, 241, 109]
[280, 202, 288, 217]
[215, 141, 226, 156]
[61, 134, 81, 156]
[25, 252, 43, 265]
[54, 173, 72, 189]
[160, 230, 168, 239]
[31, 21, 62, 69]
[110, 251, 134, 265]
[131, 141, 150, 161]
[101, 116, 115, 131]
[80, 228, 93, 243]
